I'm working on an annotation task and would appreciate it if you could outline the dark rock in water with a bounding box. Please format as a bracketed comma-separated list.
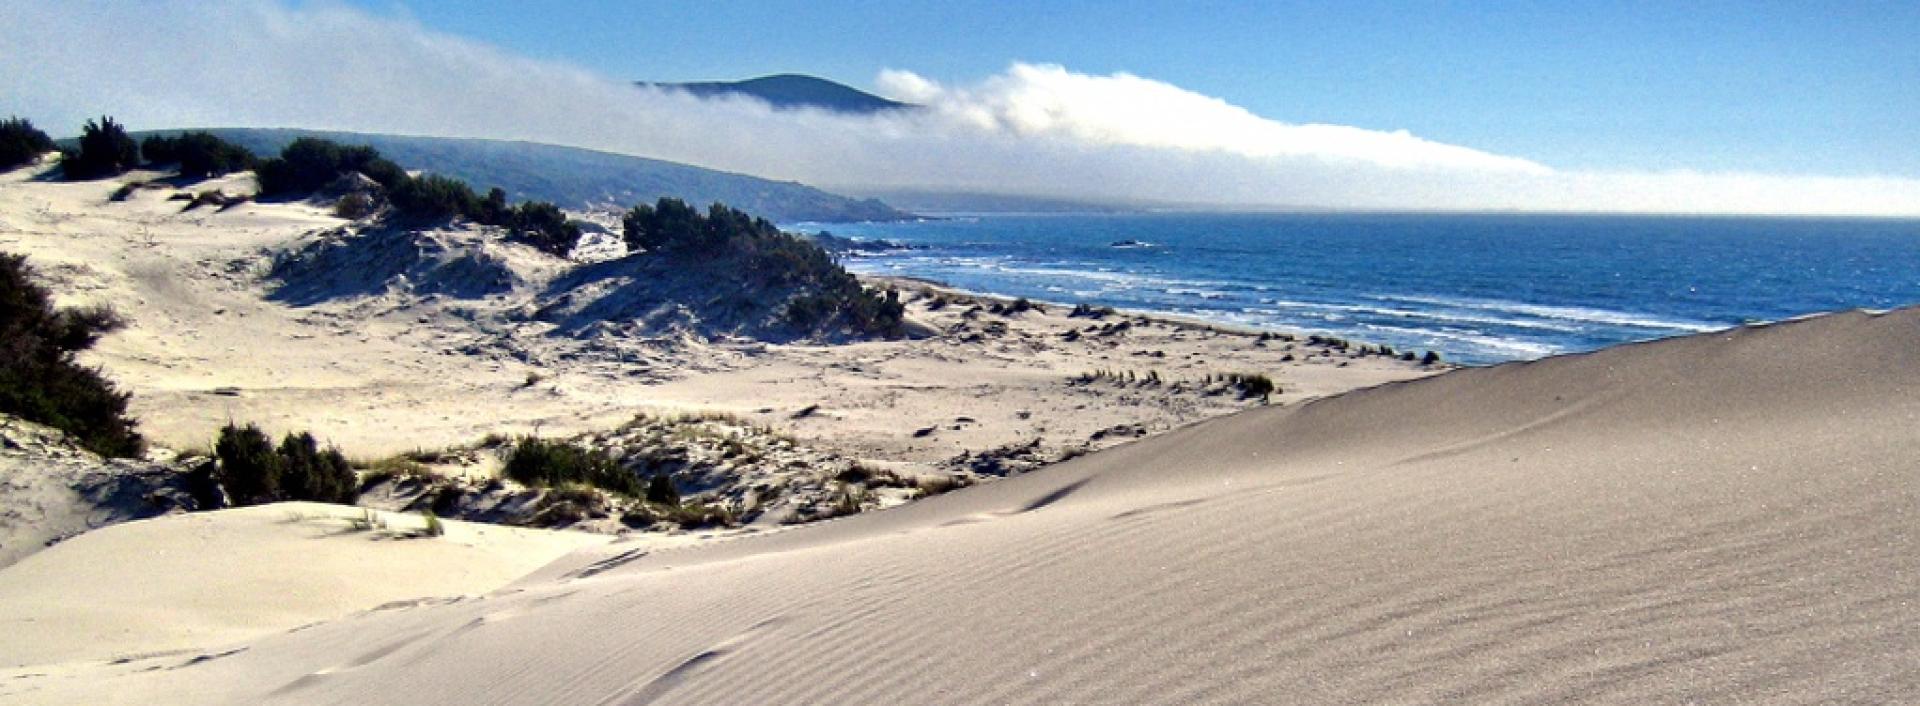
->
[807, 231, 918, 255]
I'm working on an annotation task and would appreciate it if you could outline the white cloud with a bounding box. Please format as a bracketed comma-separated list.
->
[877, 64, 1549, 174]
[3, 0, 1917, 217]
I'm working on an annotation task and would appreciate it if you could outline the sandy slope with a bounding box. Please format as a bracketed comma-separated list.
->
[0, 502, 605, 668]
[4, 307, 1912, 704]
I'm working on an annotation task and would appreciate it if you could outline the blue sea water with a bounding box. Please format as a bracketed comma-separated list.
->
[803, 213, 1920, 365]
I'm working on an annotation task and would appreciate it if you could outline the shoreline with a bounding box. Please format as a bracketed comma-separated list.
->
[861, 272, 1454, 361]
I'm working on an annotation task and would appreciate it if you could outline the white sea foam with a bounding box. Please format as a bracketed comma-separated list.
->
[1381, 294, 1724, 333]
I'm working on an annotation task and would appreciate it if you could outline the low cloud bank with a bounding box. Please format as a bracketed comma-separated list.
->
[4, 1, 1916, 216]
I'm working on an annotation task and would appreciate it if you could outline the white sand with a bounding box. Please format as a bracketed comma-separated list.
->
[2, 306, 1913, 704]
[0, 502, 605, 668]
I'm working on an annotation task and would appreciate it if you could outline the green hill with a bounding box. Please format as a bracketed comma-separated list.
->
[141, 128, 912, 223]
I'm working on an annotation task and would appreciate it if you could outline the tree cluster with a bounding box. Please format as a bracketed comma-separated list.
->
[255, 138, 580, 254]
[0, 117, 54, 171]
[0, 252, 144, 457]
[213, 423, 357, 506]
[621, 198, 905, 337]
[140, 132, 257, 179]
[255, 137, 409, 196]
[61, 116, 140, 180]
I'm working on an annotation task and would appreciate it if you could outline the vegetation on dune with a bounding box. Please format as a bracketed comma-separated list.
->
[140, 131, 256, 179]
[621, 198, 906, 338]
[255, 137, 581, 253]
[503, 436, 644, 497]
[0, 116, 54, 170]
[255, 137, 409, 196]
[1222, 372, 1277, 400]
[0, 253, 144, 457]
[213, 423, 358, 506]
[61, 116, 140, 180]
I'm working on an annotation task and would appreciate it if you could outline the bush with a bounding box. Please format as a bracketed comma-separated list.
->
[504, 200, 581, 255]
[214, 424, 359, 506]
[503, 437, 641, 496]
[139, 135, 178, 166]
[388, 173, 479, 222]
[215, 424, 282, 505]
[1223, 372, 1277, 400]
[277, 431, 357, 504]
[255, 137, 407, 196]
[0, 252, 143, 457]
[333, 192, 376, 219]
[62, 116, 140, 180]
[152, 132, 255, 179]
[0, 117, 55, 170]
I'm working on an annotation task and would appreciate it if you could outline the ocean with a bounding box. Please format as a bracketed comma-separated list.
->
[805, 212, 1920, 365]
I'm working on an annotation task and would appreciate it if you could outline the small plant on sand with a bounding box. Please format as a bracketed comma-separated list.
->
[913, 474, 969, 498]
[332, 191, 376, 220]
[348, 508, 389, 532]
[1221, 372, 1277, 401]
[832, 483, 870, 517]
[419, 510, 445, 537]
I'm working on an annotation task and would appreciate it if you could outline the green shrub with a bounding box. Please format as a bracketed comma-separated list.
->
[0, 117, 55, 170]
[0, 253, 143, 457]
[503, 436, 640, 496]
[277, 431, 357, 504]
[157, 132, 255, 179]
[501, 200, 580, 255]
[139, 134, 178, 166]
[215, 423, 359, 506]
[215, 423, 282, 505]
[62, 116, 140, 180]
[389, 173, 479, 222]
[1223, 372, 1277, 400]
[255, 137, 407, 196]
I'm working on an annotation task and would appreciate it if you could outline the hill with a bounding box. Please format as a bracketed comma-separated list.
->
[641, 74, 913, 114]
[135, 128, 912, 223]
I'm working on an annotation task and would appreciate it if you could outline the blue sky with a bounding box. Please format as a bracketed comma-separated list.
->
[331, 0, 1920, 178]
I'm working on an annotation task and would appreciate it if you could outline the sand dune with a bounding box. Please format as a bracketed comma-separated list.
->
[0, 503, 605, 669]
[3, 307, 1913, 704]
